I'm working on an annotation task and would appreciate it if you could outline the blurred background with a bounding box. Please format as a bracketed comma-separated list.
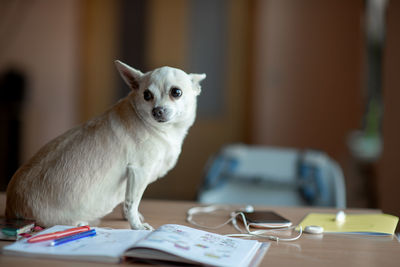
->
[0, 0, 399, 217]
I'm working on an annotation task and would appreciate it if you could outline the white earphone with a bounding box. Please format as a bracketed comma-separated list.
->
[187, 205, 346, 238]
[186, 204, 252, 229]
[304, 225, 324, 234]
[186, 204, 302, 242]
[243, 205, 254, 213]
[335, 210, 346, 223]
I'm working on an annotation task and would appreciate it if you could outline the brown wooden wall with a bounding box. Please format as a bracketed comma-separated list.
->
[250, 0, 364, 160]
[377, 0, 400, 217]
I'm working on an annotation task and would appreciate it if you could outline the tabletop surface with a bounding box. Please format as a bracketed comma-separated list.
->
[0, 193, 399, 267]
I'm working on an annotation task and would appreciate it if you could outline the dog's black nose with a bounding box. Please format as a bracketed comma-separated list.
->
[152, 107, 166, 122]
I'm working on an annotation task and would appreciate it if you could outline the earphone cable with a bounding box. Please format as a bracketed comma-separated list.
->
[187, 205, 303, 242]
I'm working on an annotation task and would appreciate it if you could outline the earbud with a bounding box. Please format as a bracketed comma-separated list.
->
[244, 205, 254, 213]
[304, 225, 324, 234]
[335, 211, 346, 223]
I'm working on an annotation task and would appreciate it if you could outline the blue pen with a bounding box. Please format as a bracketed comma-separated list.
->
[50, 229, 96, 246]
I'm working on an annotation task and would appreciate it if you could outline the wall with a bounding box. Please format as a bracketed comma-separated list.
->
[0, 0, 80, 163]
[251, 0, 363, 157]
[377, 1, 400, 217]
[250, 0, 365, 207]
[80, 0, 120, 121]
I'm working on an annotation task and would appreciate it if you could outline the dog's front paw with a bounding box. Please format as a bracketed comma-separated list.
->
[131, 222, 154, 231]
[141, 222, 154, 231]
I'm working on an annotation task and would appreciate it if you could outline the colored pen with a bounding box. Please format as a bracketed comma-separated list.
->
[28, 226, 90, 243]
[50, 229, 96, 246]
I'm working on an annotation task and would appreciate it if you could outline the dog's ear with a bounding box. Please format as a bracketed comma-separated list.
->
[115, 60, 143, 90]
[189, 73, 206, 96]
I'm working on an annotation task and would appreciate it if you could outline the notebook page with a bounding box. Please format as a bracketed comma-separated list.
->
[3, 225, 150, 263]
[130, 224, 266, 267]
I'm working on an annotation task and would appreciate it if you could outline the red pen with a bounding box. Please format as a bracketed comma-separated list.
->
[27, 226, 90, 243]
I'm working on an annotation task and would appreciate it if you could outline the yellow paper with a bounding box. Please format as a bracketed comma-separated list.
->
[298, 213, 399, 235]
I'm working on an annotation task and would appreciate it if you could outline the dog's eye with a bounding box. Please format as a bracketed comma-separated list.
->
[143, 90, 153, 101]
[170, 87, 182, 98]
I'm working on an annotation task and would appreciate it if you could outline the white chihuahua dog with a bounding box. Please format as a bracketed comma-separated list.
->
[6, 61, 205, 229]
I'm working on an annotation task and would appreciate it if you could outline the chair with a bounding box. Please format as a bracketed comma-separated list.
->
[198, 144, 346, 208]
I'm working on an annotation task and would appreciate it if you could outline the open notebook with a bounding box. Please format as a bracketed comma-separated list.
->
[3, 224, 269, 266]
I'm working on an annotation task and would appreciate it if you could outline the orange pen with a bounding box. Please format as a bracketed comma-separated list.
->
[27, 226, 90, 243]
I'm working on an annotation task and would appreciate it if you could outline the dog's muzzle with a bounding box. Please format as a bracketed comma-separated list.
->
[152, 107, 168, 122]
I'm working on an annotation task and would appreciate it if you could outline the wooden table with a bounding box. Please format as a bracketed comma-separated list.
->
[0, 193, 399, 266]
